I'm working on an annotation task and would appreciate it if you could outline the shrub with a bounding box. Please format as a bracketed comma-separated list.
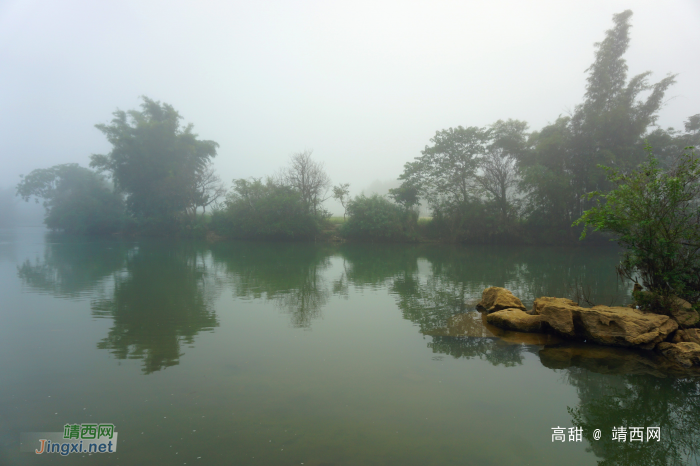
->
[211, 178, 323, 240]
[575, 145, 700, 304]
[341, 194, 417, 242]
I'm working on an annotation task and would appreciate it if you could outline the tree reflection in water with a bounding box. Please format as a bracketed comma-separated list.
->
[210, 242, 333, 329]
[17, 234, 131, 298]
[91, 243, 220, 374]
[17, 238, 221, 374]
[566, 369, 700, 466]
[428, 335, 533, 367]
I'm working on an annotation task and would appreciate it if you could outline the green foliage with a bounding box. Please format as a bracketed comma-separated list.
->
[16, 164, 124, 234]
[341, 194, 417, 242]
[426, 198, 498, 243]
[211, 178, 323, 240]
[398, 126, 487, 210]
[518, 10, 677, 237]
[91, 97, 219, 223]
[475, 119, 528, 223]
[574, 145, 700, 302]
[388, 184, 420, 211]
[394, 121, 528, 242]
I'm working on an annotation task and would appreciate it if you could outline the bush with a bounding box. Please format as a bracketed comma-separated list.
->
[211, 178, 323, 240]
[341, 194, 417, 242]
[575, 146, 700, 303]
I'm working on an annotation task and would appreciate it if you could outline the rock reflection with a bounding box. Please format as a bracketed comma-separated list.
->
[540, 343, 700, 379]
[422, 311, 557, 367]
[565, 368, 700, 465]
[92, 243, 220, 374]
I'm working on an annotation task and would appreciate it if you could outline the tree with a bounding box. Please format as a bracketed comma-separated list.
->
[16, 164, 124, 234]
[188, 163, 227, 220]
[90, 97, 219, 224]
[280, 149, 331, 216]
[476, 119, 528, 222]
[574, 145, 700, 304]
[332, 183, 350, 220]
[517, 10, 676, 238]
[398, 126, 488, 212]
[568, 9, 676, 214]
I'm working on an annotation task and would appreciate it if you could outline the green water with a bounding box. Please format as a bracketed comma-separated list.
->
[0, 227, 698, 465]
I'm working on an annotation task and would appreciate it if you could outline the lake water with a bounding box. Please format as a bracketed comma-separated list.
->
[1, 227, 698, 465]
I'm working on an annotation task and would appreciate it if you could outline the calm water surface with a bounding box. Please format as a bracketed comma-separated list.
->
[1, 227, 698, 466]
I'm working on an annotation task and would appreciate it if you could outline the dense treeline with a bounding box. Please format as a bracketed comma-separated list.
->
[389, 10, 697, 244]
[15, 10, 698, 247]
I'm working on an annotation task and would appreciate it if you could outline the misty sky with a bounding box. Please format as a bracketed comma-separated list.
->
[2, 0, 699, 214]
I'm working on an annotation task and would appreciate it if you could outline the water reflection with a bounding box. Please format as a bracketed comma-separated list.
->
[92, 243, 220, 374]
[15, 239, 637, 377]
[422, 311, 562, 367]
[210, 242, 333, 328]
[17, 238, 220, 374]
[17, 235, 131, 298]
[337, 244, 420, 287]
[566, 369, 700, 465]
[427, 335, 535, 367]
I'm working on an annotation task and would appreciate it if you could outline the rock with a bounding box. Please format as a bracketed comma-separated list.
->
[538, 301, 579, 337]
[537, 301, 678, 349]
[476, 287, 526, 313]
[670, 328, 700, 345]
[633, 291, 699, 328]
[486, 308, 544, 333]
[531, 297, 578, 315]
[669, 297, 700, 328]
[578, 306, 678, 350]
[656, 342, 700, 368]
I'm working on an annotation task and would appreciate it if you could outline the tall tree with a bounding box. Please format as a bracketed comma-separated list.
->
[568, 9, 676, 214]
[280, 149, 331, 216]
[518, 10, 677, 235]
[90, 97, 219, 223]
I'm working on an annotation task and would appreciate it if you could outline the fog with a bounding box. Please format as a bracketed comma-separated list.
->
[1, 0, 699, 216]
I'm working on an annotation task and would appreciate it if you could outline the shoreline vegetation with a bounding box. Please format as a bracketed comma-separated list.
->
[11, 10, 700, 333]
[13, 10, 699, 247]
